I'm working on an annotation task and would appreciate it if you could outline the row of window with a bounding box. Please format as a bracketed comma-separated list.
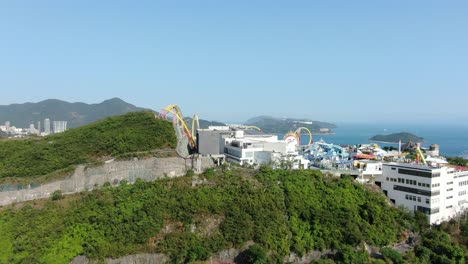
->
[459, 190, 467, 196]
[418, 182, 431, 188]
[416, 206, 439, 215]
[387, 177, 431, 188]
[405, 194, 430, 204]
[432, 183, 441, 188]
[398, 168, 436, 178]
[460, 180, 468, 186]
[394, 185, 438, 197]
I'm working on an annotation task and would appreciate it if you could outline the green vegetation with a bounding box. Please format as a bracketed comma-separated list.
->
[245, 116, 336, 134]
[0, 111, 176, 180]
[0, 97, 146, 129]
[370, 132, 423, 143]
[0, 167, 438, 264]
[447, 157, 468, 166]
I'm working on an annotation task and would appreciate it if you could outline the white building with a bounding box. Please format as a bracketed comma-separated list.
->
[53, 121, 68, 134]
[376, 163, 468, 224]
[222, 129, 309, 169]
[354, 160, 382, 183]
[44, 118, 51, 135]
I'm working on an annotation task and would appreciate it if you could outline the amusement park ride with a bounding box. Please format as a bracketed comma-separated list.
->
[159, 104, 315, 158]
[159, 105, 200, 157]
[283, 127, 313, 146]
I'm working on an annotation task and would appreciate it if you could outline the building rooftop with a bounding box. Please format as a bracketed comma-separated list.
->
[383, 162, 440, 171]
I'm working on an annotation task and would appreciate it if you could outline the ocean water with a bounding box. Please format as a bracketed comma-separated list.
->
[298, 123, 468, 158]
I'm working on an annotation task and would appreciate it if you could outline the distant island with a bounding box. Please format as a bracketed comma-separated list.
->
[370, 132, 423, 143]
[245, 116, 336, 134]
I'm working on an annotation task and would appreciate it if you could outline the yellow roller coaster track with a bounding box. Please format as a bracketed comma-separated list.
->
[162, 105, 197, 149]
[295, 127, 313, 145]
[191, 114, 200, 141]
[244, 126, 261, 131]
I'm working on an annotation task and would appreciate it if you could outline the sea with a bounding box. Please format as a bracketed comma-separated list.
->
[297, 123, 468, 158]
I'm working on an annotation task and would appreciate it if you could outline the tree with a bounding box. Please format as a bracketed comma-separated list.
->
[245, 244, 269, 264]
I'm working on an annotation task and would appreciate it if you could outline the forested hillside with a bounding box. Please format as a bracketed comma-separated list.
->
[0, 111, 176, 180]
[1, 167, 464, 263]
[0, 98, 146, 129]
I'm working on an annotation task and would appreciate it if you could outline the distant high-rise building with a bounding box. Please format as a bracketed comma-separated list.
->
[53, 121, 67, 134]
[44, 118, 51, 135]
[37, 121, 41, 135]
[29, 123, 36, 134]
[5, 121, 10, 130]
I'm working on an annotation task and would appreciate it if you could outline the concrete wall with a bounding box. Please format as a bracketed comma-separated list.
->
[0, 156, 215, 206]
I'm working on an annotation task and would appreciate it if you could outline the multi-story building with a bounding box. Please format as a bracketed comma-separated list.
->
[44, 118, 51, 135]
[376, 163, 468, 224]
[53, 121, 67, 134]
[197, 126, 309, 169]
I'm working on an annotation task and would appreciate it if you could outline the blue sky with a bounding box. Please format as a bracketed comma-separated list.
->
[1, 1, 467, 123]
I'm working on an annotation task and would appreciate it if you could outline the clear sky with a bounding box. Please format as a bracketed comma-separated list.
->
[1, 1, 467, 123]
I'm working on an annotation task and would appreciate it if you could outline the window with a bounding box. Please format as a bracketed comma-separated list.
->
[416, 206, 435, 215]
[425, 198, 430, 204]
[392, 167, 396, 170]
[417, 197, 421, 202]
[412, 196, 416, 201]
[394, 185, 437, 197]
[399, 168, 433, 178]
[447, 181, 453, 185]
[446, 205, 453, 209]
[447, 196, 453, 199]
[447, 188, 453, 192]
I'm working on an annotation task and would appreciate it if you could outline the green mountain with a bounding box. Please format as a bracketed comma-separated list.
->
[245, 116, 336, 134]
[0, 168, 465, 263]
[0, 111, 176, 180]
[0, 98, 146, 129]
[370, 132, 423, 143]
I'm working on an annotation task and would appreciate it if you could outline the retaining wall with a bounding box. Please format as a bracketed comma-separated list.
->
[0, 156, 215, 206]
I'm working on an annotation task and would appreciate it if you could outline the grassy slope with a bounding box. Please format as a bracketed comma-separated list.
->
[0, 167, 435, 264]
[0, 111, 177, 180]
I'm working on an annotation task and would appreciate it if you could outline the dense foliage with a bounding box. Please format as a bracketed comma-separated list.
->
[0, 167, 420, 263]
[0, 111, 176, 179]
[447, 157, 468, 166]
